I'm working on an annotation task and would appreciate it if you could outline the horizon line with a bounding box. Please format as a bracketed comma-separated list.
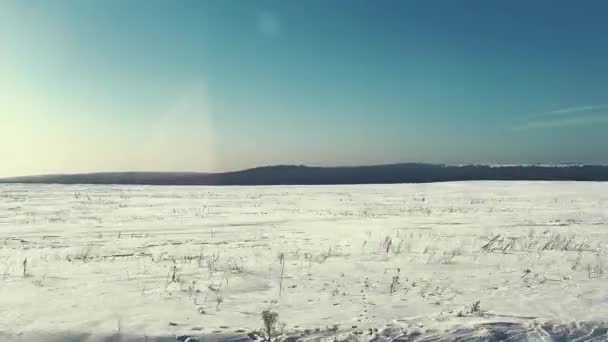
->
[2, 161, 607, 180]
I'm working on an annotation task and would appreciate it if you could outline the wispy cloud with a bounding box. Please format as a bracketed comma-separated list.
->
[514, 104, 608, 130]
[514, 115, 608, 130]
[538, 104, 608, 117]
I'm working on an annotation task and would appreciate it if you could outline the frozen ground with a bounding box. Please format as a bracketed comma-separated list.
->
[1, 182, 607, 341]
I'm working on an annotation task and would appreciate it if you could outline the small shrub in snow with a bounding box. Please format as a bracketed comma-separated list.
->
[261, 309, 284, 342]
[216, 294, 224, 311]
[457, 300, 481, 317]
[588, 252, 604, 279]
[390, 275, 399, 294]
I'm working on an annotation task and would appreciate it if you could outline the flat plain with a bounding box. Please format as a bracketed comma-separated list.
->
[1, 182, 607, 341]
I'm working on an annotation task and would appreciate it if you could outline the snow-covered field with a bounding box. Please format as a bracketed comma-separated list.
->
[1, 182, 608, 341]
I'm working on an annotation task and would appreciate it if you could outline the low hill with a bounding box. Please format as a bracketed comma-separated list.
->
[1, 163, 608, 185]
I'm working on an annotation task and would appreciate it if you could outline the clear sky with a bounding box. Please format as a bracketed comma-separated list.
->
[1, 0, 607, 177]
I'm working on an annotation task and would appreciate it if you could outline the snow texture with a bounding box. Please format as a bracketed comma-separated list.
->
[1, 182, 607, 341]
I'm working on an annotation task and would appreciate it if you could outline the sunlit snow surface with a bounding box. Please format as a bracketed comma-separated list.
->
[1, 182, 607, 341]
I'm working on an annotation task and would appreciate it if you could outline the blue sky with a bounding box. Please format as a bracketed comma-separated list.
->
[1, 0, 607, 176]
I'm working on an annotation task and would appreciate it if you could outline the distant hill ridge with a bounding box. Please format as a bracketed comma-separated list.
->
[1, 163, 608, 185]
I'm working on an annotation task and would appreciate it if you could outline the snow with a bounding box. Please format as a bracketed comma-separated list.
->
[1, 182, 607, 341]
